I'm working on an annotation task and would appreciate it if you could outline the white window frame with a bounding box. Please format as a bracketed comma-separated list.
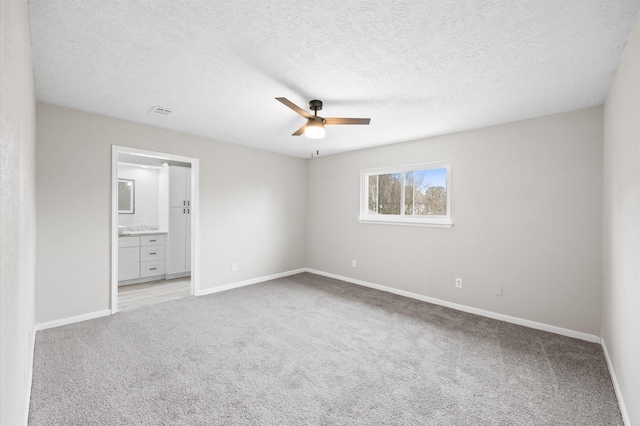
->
[359, 161, 452, 228]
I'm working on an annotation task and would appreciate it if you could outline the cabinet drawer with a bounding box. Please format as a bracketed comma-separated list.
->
[141, 235, 165, 246]
[141, 245, 165, 262]
[118, 236, 140, 248]
[140, 261, 165, 278]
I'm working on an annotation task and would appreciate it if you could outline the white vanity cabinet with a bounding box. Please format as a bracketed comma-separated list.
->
[118, 237, 140, 281]
[167, 166, 191, 278]
[118, 234, 166, 285]
[169, 165, 190, 208]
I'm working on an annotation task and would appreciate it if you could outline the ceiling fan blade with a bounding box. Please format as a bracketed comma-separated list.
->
[324, 117, 371, 125]
[292, 122, 307, 136]
[276, 97, 312, 118]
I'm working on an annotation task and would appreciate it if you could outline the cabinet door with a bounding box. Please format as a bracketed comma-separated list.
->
[185, 206, 191, 273]
[118, 246, 140, 281]
[169, 166, 188, 207]
[167, 207, 187, 274]
[184, 168, 192, 273]
[185, 167, 191, 205]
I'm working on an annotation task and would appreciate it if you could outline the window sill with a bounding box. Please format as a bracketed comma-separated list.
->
[358, 218, 453, 228]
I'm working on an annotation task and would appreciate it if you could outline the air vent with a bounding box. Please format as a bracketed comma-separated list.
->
[149, 106, 172, 117]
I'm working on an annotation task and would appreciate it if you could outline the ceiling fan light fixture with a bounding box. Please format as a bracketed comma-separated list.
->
[275, 97, 369, 138]
[304, 118, 325, 139]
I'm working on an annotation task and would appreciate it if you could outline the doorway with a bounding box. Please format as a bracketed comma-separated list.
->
[111, 146, 200, 314]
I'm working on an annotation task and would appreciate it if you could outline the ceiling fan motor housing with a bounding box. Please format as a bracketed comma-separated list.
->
[309, 99, 323, 112]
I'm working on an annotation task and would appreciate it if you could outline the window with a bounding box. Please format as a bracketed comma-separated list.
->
[360, 161, 451, 227]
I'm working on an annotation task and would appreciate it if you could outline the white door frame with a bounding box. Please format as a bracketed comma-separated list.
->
[111, 145, 200, 314]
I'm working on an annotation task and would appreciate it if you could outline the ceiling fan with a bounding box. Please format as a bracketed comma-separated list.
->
[276, 97, 370, 139]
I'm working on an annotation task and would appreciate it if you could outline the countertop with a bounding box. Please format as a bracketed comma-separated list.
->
[119, 231, 167, 236]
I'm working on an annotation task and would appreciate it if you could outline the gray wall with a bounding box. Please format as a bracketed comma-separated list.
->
[307, 107, 603, 336]
[36, 103, 307, 323]
[0, 0, 37, 423]
[603, 15, 639, 425]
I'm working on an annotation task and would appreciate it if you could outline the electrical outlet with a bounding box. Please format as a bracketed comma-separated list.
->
[495, 285, 503, 296]
[352, 260, 357, 267]
[455, 278, 463, 289]
[231, 262, 237, 271]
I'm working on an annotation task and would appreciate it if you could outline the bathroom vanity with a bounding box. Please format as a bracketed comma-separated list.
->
[116, 162, 192, 286]
[118, 233, 167, 285]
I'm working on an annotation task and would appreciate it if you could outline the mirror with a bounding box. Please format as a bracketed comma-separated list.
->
[118, 179, 135, 214]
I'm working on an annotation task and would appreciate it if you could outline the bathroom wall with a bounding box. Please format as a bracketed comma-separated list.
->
[117, 164, 160, 227]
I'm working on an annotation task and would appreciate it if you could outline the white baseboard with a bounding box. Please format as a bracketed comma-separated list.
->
[23, 326, 36, 426]
[31, 269, 601, 347]
[305, 269, 600, 344]
[35, 309, 112, 331]
[196, 268, 307, 297]
[601, 338, 630, 425]
[34, 269, 307, 330]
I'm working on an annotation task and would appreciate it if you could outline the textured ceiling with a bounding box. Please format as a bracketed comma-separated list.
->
[28, 1, 640, 158]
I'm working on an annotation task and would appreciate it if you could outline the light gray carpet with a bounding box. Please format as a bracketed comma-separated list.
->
[29, 273, 622, 425]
